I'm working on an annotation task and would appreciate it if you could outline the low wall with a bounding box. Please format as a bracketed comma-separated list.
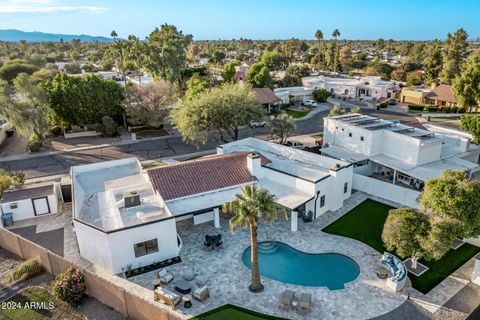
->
[0, 228, 184, 320]
[352, 173, 420, 208]
[421, 113, 461, 119]
[64, 131, 101, 139]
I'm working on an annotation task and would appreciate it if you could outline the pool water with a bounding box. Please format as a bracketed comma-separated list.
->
[242, 241, 360, 290]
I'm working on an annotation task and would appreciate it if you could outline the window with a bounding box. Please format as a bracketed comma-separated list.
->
[320, 195, 325, 208]
[133, 239, 158, 258]
[344, 182, 348, 194]
[341, 128, 344, 131]
[9, 203, 18, 209]
[348, 132, 352, 137]
[360, 136, 364, 141]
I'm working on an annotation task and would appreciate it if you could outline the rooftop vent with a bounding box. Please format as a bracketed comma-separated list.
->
[124, 191, 141, 209]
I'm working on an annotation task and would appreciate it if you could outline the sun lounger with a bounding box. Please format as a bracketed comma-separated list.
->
[153, 287, 181, 309]
[298, 292, 311, 315]
[279, 289, 295, 311]
[193, 286, 210, 302]
[157, 268, 174, 284]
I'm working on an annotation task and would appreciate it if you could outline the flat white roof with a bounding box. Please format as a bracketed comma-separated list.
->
[221, 138, 348, 182]
[320, 146, 369, 163]
[72, 158, 171, 232]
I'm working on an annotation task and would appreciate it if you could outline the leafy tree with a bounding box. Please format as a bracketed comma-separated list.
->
[110, 30, 118, 40]
[453, 54, 480, 112]
[46, 74, 124, 126]
[185, 73, 211, 98]
[126, 81, 178, 127]
[269, 113, 296, 144]
[222, 185, 286, 293]
[312, 89, 330, 102]
[364, 59, 393, 80]
[282, 65, 309, 87]
[382, 208, 431, 267]
[222, 61, 236, 82]
[0, 63, 39, 82]
[423, 41, 443, 84]
[325, 42, 341, 72]
[420, 170, 480, 239]
[144, 24, 192, 82]
[0, 74, 50, 141]
[260, 50, 285, 70]
[245, 63, 271, 88]
[440, 29, 469, 84]
[64, 63, 82, 74]
[171, 83, 263, 144]
[391, 69, 407, 82]
[461, 115, 480, 143]
[406, 42, 425, 68]
[209, 51, 226, 64]
[126, 35, 147, 85]
[406, 71, 424, 86]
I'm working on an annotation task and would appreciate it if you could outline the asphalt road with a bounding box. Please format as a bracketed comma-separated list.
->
[0, 108, 421, 179]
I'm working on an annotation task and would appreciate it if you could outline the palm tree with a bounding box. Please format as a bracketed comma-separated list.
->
[110, 30, 118, 41]
[222, 185, 287, 293]
[332, 29, 341, 42]
[315, 29, 324, 71]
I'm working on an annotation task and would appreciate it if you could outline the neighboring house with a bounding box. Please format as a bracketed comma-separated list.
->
[273, 87, 315, 104]
[424, 84, 458, 107]
[71, 138, 353, 273]
[0, 120, 13, 146]
[321, 113, 480, 208]
[302, 76, 399, 100]
[251, 88, 282, 113]
[236, 61, 255, 74]
[0, 183, 61, 226]
[399, 86, 432, 104]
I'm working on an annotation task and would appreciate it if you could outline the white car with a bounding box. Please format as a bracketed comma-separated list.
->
[303, 99, 318, 107]
[250, 120, 268, 128]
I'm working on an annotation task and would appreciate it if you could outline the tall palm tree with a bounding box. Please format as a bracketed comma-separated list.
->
[110, 30, 118, 41]
[315, 29, 324, 71]
[222, 185, 286, 293]
[332, 29, 341, 42]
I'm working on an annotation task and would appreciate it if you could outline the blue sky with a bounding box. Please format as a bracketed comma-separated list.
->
[0, 0, 479, 40]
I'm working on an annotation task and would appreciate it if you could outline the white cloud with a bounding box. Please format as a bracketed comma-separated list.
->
[0, 0, 107, 13]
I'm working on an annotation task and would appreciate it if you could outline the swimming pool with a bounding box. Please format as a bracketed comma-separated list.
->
[242, 241, 360, 290]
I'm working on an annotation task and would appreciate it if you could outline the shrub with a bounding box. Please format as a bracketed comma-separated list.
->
[407, 104, 425, 112]
[50, 126, 62, 136]
[51, 267, 86, 306]
[312, 89, 331, 103]
[4, 259, 43, 283]
[425, 105, 439, 112]
[96, 116, 120, 137]
[379, 101, 388, 108]
[26, 133, 43, 152]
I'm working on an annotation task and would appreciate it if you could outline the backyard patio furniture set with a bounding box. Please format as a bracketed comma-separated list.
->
[204, 234, 222, 250]
[279, 289, 312, 315]
[153, 267, 210, 309]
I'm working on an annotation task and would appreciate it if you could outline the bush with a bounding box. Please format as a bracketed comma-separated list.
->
[51, 267, 86, 306]
[312, 89, 331, 103]
[64, 63, 82, 75]
[4, 259, 43, 283]
[425, 105, 439, 112]
[26, 133, 43, 152]
[379, 101, 388, 108]
[97, 116, 120, 137]
[50, 126, 62, 136]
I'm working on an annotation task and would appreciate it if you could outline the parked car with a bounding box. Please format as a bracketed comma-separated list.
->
[303, 99, 318, 108]
[388, 99, 397, 105]
[285, 140, 304, 149]
[250, 120, 268, 128]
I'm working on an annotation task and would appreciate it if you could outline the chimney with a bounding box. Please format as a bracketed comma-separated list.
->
[247, 153, 261, 176]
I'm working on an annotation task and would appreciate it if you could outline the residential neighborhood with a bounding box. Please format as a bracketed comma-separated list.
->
[0, 1, 480, 320]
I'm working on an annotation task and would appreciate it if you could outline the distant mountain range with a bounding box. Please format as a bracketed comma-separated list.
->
[0, 29, 114, 42]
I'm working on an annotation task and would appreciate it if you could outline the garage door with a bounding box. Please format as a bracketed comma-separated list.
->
[402, 95, 420, 104]
[32, 197, 50, 215]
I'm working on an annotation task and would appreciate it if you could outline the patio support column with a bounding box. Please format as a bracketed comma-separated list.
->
[392, 169, 397, 185]
[213, 208, 220, 228]
[291, 210, 298, 232]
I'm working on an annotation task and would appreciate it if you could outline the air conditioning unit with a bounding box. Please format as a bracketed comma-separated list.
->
[124, 191, 141, 209]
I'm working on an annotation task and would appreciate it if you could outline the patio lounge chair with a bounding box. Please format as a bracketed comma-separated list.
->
[279, 289, 295, 311]
[298, 292, 311, 315]
[157, 268, 174, 284]
[154, 287, 181, 309]
[193, 286, 210, 302]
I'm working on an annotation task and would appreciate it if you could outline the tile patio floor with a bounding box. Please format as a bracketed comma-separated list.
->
[128, 192, 407, 320]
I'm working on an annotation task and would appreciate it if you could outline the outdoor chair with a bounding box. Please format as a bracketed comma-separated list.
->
[279, 289, 295, 311]
[153, 287, 181, 309]
[193, 286, 210, 302]
[303, 211, 313, 223]
[298, 292, 311, 315]
[157, 268, 174, 284]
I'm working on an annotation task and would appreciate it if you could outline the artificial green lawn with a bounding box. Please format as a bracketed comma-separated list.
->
[322, 199, 480, 294]
[285, 109, 310, 118]
[0, 287, 53, 320]
[190, 304, 286, 320]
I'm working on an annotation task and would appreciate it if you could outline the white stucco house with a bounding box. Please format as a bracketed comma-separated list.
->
[302, 75, 399, 100]
[71, 138, 353, 274]
[273, 87, 315, 104]
[321, 114, 480, 208]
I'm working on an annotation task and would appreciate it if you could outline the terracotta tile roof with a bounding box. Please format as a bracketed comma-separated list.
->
[425, 84, 457, 103]
[252, 88, 281, 104]
[147, 152, 270, 201]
